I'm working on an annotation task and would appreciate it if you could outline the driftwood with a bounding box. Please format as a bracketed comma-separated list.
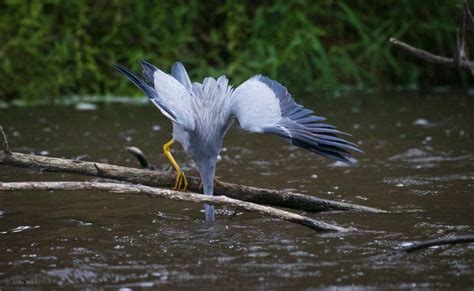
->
[0, 127, 387, 214]
[0, 181, 350, 232]
[390, 0, 474, 75]
[395, 235, 474, 253]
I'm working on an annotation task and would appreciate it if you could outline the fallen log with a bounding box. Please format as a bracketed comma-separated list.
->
[0, 181, 351, 232]
[0, 126, 387, 213]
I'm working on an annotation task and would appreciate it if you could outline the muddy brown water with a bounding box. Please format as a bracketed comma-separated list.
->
[0, 92, 473, 288]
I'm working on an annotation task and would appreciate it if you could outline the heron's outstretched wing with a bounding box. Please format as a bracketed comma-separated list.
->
[230, 75, 362, 164]
[114, 61, 195, 130]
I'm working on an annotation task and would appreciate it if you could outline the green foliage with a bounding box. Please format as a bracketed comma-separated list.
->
[0, 0, 470, 102]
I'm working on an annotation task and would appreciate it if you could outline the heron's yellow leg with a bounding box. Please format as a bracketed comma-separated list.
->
[163, 139, 188, 191]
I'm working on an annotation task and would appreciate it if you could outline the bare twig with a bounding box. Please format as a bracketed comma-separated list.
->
[94, 163, 104, 173]
[0, 181, 351, 232]
[455, 24, 466, 67]
[464, 0, 474, 30]
[395, 235, 474, 253]
[389, 37, 474, 70]
[0, 126, 11, 155]
[457, 0, 474, 74]
[126, 146, 155, 170]
[389, 1, 474, 75]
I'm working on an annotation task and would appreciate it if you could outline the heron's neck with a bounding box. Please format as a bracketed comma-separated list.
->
[200, 162, 216, 196]
[196, 157, 217, 222]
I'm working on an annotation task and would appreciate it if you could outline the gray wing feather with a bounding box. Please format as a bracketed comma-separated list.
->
[115, 61, 196, 130]
[234, 75, 362, 164]
[113, 64, 177, 121]
[171, 62, 192, 90]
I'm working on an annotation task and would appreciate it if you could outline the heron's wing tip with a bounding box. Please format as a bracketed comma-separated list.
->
[112, 63, 127, 72]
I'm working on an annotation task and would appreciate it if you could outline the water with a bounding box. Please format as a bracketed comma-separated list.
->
[0, 92, 473, 288]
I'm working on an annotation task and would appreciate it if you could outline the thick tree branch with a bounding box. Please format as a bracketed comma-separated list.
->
[0, 150, 387, 213]
[0, 181, 351, 232]
[0, 125, 387, 213]
[0, 148, 387, 214]
[395, 235, 474, 253]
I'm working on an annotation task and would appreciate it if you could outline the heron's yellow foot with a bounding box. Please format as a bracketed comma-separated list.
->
[174, 170, 188, 191]
[163, 139, 188, 192]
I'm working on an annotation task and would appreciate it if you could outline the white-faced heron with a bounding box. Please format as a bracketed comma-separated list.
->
[114, 61, 361, 222]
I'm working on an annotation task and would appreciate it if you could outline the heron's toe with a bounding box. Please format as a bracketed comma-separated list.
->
[182, 174, 188, 191]
[173, 171, 188, 192]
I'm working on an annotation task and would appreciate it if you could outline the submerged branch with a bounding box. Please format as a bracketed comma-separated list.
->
[0, 181, 350, 232]
[0, 149, 387, 214]
[395, 235, 474, 253]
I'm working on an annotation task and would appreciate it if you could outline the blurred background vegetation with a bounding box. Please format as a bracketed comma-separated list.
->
[0, 0, 472, 103]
